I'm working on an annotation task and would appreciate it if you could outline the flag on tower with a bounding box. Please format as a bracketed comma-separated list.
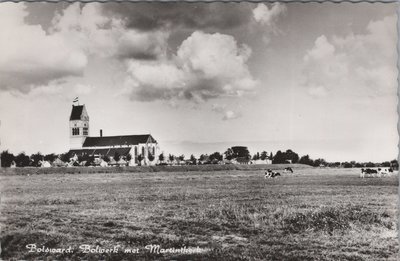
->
[73, 97, 79, 104]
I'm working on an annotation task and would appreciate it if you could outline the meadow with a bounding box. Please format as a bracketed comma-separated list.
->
[0, 167, 398, 260]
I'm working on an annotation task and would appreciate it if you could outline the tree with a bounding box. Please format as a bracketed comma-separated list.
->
[260, 151, 268, 160]
[85, 155, 95, 166]
[158, 153, 165, 162]
[148, 153, 155, 162]
[44, 153, 57, 163]
[355, 162, 363, 168]
[168, 154, 175, 162]
[59, 153, 70, 163]
[269, 152, 274, 160]
[231, 146, 251, 159]
[178, 155, 185, 161]
[285, 149, 299, 164]
[126, 153, 132, 162]
[342, 162, 352, 168]
[15, 152, 30, 167]
[299, 155, 314, 166]
[137, 154, 143, 166]
[224, 148, 234, 160]
[190, 154, 197, 165]
[199, 154, 208, 162]
[381, 161, 391, 167]
[272, 151, 286, 164]
[114, 151, 121, 162]
[313, 158, 326, 167]
[30, 152, 44, 167]
[390, 159, 399, 170]
[1, 150, 15, 167]
[210, 152, 223, 162]
[365, 162, 375, 167]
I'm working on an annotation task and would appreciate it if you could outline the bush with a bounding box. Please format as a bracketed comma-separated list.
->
[1, 150, 15, 167]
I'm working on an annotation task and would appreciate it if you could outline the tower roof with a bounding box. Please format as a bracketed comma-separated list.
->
[70, 105, 87, 121]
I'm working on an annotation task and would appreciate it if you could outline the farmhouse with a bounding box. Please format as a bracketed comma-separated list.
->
[68, 104, 159, 166]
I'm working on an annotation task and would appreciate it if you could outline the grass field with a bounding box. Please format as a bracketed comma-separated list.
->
[1, 167, 398, 260]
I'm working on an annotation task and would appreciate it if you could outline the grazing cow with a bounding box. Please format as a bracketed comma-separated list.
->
[265, 169, 281, 178]
[360, 168, 378, 178]
[284, 167, 293, 173]
[378, 168, 393, 176]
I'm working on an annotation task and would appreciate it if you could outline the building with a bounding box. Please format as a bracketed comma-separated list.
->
[67, 104, 159, 166]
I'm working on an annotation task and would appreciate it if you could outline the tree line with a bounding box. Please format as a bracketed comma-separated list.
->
[0, 148, 398, 169]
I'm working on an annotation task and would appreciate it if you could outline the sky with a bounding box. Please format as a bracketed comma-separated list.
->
[0, 2, 397, 162]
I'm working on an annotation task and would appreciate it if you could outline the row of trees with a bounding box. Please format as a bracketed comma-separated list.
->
[1, 150, 64, 167]
[1, 148, 398, 169]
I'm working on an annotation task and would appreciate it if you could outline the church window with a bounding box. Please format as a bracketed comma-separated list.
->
[72, 127, 80, 135]
[83, 127, 88, 135]
[134, 146, 138, 157]
[142, 147, 145, 156]
[152, 147, 155, 155]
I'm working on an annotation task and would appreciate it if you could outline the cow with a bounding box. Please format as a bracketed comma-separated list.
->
[360, 168, 378, 178]
[265, 169, 281, 178]
[378, 168, 393, 177]
[284, 167, 293, 173]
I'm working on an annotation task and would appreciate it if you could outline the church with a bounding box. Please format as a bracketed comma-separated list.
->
[67, 103, 159, 166]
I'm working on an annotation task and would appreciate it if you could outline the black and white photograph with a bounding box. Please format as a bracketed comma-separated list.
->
[0, 1, 398, 260]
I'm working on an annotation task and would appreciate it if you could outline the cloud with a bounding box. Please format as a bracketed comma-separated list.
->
[211, 103, 226, 113]
[302, 15, 397, 98]
[51, 3, 170, 60]
[211, 104, 241, 121]
[252, 3, 286, 44]
[0, 3, 87, 92]
[73, 84, 95, 95]
[0, 3, 170, 93]
[125, 31, 257, 102]
[223, 110, 241, 121]
[103, 3, 253, 31]
[253, 3, 286, 26]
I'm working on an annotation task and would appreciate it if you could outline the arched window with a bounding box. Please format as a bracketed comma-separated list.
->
[142, 146, 145, 156]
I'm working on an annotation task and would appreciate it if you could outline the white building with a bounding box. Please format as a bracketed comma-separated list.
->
[68, 104, 159, 166]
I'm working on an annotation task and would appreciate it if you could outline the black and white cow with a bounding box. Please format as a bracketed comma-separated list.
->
[360, 168, 378, 178]
[378, 168, 393, 176]
[265, 169, 281, 178]
[284, 167, 293, 173]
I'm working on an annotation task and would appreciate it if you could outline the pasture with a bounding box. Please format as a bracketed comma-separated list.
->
[0, 167, 398, 260]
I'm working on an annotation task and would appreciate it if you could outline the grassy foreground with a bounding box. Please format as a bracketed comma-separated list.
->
[1, 168, 398, 260]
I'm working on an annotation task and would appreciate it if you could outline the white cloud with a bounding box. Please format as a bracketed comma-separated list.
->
[223, 110, 241, 121]
[0, 3, 170, 93]
[252, 3, 286, 44]
[253, 3, 286, 26]
[302, 15, 397, 98]
[211, 103, 226, 113]
[125, 31, 257, 102]
[0, 3, 87, 92]
[211, 103, 241, 121]
[74, 84, 95, 95]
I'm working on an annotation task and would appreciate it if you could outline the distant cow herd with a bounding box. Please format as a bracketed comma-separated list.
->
[264, 167, 293, 178]
[263, 167, 396, 179]
[360, 168, 394, 178]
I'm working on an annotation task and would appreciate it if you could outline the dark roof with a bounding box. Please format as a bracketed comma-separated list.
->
[70, 105, 84, 120]
[83, 134, 157, 147]
[68, 147, 131, 157]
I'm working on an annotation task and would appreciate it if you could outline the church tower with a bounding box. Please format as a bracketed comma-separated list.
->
[69, 104, 90, 149]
